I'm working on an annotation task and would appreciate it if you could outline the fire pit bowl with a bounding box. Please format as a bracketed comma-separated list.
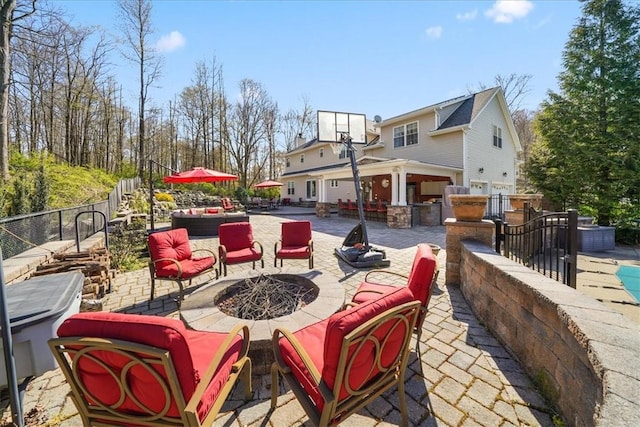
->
[180, 269, 345, 374]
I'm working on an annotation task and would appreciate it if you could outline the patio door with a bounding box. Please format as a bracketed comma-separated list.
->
[306, 180, 317, 200]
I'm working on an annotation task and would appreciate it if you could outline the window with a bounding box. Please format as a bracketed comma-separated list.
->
[338, 145, 351, 159]
[393, 121, 419, 148]
[300, 154, 305, 163]
[306, 180, 316, 199]
[287, 181, 295, 195]
[493, 125, 503, 148]
[330, 179, 339, 188]
[319, 148, 324, 158]
[286, 158, 290, 167]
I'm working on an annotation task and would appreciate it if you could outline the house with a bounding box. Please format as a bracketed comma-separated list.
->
[279, 87, 521, 227]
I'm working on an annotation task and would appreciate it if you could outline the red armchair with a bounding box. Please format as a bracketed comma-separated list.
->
[218, 222, 264, 276]
[274, 220, 314, 269]
[350, 243, 438, 345]
[221, 197, 234, 211]
[271, 287, 420, 426]
[49, 312, 252, 427]
[148, 228, 217, 306]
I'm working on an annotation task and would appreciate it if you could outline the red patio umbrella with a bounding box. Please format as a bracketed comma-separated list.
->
[163, 167, 238, 184]
[253, 180, 283, 189]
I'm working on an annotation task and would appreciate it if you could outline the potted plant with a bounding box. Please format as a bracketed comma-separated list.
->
[448, 194, 489, 221]
[508, 194, 543, 210]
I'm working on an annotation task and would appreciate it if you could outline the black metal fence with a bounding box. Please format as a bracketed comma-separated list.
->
[495, 208, 578, 287]
[0, 178, 140, 259]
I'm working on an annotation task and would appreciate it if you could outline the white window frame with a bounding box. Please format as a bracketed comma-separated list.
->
[300, 154, 305, 163]
[286, 158, 290, 167]
[287, 181, 295, 195]
[393, 121, 419, 148]
[319, 148, 324, 158]
[493, 125, 503, 149]
[330, 179, 339, 188]
[338, 145, 351, 159]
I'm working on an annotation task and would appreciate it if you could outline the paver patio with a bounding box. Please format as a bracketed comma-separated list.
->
[2, 211, 561, 426]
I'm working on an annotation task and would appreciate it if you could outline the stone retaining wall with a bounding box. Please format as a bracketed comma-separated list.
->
[458, 240, 639, 426]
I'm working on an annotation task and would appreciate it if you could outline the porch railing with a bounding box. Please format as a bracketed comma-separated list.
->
[494, 209, 578, 287]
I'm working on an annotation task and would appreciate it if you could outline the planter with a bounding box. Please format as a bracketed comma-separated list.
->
[448, 194, 489, 222]
[508, 194, 543, 210]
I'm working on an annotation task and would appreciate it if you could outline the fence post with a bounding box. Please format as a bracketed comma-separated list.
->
[494, 219, 502, 253]
[58, 210, 63, 240]
[567, 209, 578, 288]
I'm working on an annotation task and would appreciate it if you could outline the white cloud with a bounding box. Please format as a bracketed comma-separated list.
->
[485, 0, 533, 24]
[156, 31, 186, 52]
[456, 9, 478, 22]
[425, 26, 443, 40]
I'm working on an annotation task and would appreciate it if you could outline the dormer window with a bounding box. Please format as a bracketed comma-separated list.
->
[300, 154, 305, 163]
[319, 148, 324, 158]
[286, 158, 290, 167]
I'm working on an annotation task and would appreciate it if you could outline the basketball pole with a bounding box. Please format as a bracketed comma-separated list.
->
[341, 132, 370, 250]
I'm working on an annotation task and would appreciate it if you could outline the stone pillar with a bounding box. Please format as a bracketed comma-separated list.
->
[445, 218, 494, 286]
[315, 202, 332, 218]
[387, 205, 411, 229]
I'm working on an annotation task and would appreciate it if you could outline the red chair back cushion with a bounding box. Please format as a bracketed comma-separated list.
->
[406, 244, 437, 306]
[148, 228, 192, 271]
[56, 312, 199, 418]
[281, 221, 312, 247]
[219, 222, 253, 252]
[323, 287, 416, 404]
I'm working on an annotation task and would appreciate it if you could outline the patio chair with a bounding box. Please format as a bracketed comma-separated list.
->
[271, 287, 420, 426]
[350, 243, 438, 346]
[218, 222, 264, 276]
[147, 228, 218, 306]
[364, 200, 378, 221]
[337, 198, 348, 216]
[49, 311, 252, 427]
[376, 199, 388, 222]
[346, 199, 358, 218]
[274, 220, 314, 269]
[221, 197, 235, 211]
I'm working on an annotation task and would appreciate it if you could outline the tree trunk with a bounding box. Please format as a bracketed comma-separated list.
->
[0, 0, 16, 180]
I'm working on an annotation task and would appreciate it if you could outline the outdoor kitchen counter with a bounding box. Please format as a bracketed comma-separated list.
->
[171, 211, 249, 236]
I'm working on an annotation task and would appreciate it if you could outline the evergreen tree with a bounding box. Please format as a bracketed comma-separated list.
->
[529, 0, 640, 225]
[8, 174, 29, 215]
[31, 163, 49, 212]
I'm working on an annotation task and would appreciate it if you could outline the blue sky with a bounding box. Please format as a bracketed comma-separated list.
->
[58, 0, 583, 120]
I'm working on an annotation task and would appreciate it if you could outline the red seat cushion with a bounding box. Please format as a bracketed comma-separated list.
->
[276, 247, 310, 259]
[154, 256, 215, 279]
[224, 247, 262, 264]
[148, 228, 192, 269]
[351, 282, 396, 304]
[278, 287, 415, 412]
[219, 222, 254, 252]
[206, 208, 220, 214]
[57, 312, 243, 422]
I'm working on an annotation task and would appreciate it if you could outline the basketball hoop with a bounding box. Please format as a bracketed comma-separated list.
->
[330, 142, 343, 155]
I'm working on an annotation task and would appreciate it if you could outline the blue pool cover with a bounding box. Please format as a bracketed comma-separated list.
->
[616, 265, 640, 302]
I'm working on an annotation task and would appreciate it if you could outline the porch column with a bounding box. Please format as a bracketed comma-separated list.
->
[315, 175, 331, 218]
[398, 167, 407, 206]
[391, 168, 399, 205]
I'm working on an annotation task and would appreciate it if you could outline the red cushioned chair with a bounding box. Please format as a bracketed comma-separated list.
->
[274, 220, 314, 269]
[221, 198, 235, 212]
[376, 199, 388, 222]
[49, 312, 252, 427]
[271, 287, 420, 427]
[218, 222, 264, 276]
[148, 228, 218, 306]
[350, 243, 438, 346]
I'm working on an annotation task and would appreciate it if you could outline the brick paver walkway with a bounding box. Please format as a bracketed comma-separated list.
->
[2, 212, 557, 426]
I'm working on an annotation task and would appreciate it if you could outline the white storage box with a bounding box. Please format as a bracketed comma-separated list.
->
[1, 271, 83, 388]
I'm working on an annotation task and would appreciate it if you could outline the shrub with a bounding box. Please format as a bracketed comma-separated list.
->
[155, 192, 174, 202]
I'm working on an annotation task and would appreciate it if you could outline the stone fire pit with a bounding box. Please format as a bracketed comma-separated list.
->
[180, 269, 345, 374]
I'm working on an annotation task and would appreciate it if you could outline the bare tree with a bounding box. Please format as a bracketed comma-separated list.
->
[117, 0, 162, 177]
[280, 95, 315, 152]
[227, 79, 274, 188]
[0, 0, 36, 180]
[512, 109, 537, 192]
[468, 73, 532, 117]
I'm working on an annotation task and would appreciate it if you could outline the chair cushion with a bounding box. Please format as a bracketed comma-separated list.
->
[219, 222, 253, 252]
[350, 282, 396, 305]
[276, 247, 310, 259]
[278, 287, 415, 412]
[154, 256, 215, 279]
[224, 248, 262, 264]
[281, 221, 312, 247]
[148, 229, 193, 271]
[405, 244, 437, 307]
[57, 312, 243, 422]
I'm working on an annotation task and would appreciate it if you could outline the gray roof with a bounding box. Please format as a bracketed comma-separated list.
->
[280, 162, 350, 177]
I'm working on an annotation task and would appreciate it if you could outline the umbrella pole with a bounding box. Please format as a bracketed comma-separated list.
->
[1, 249, 25, 427]
[148, 159, 155, 231]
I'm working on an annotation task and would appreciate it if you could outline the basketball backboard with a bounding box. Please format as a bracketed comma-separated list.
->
[317, 111, 367, 144]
